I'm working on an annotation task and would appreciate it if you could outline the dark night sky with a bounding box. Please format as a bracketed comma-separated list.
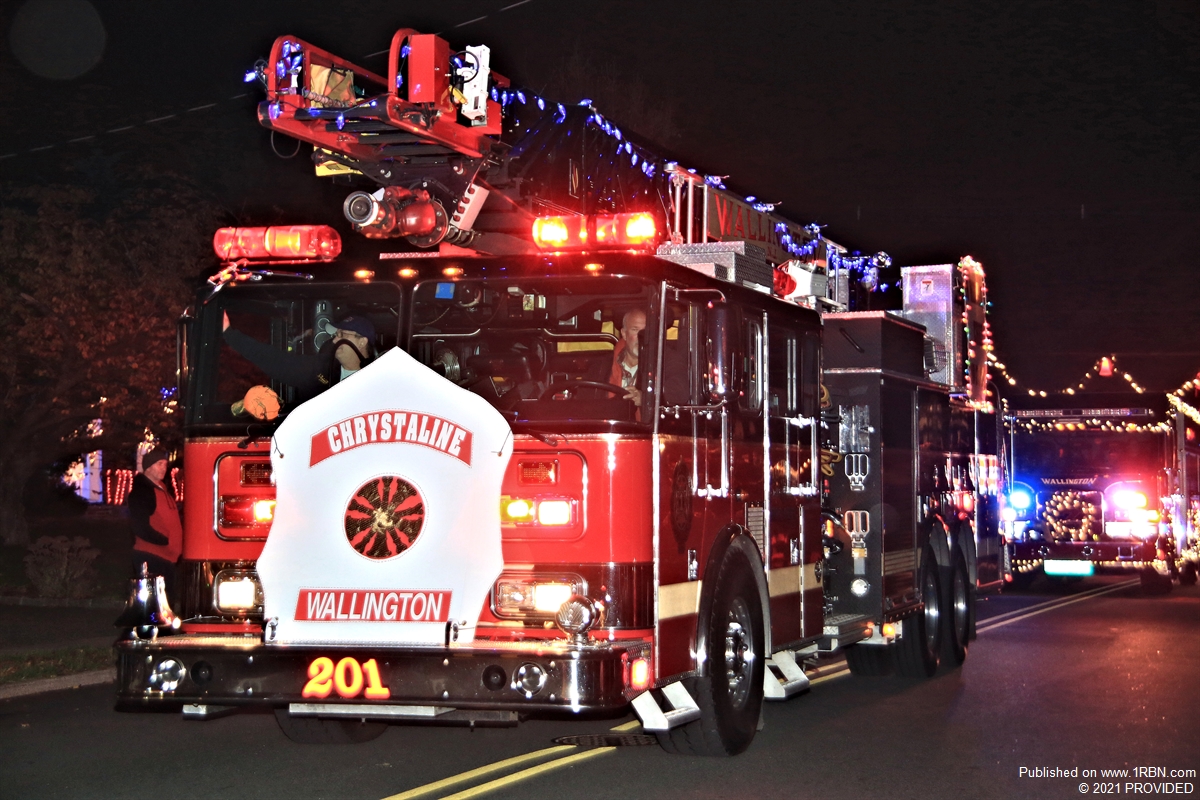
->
[2, 0, 1198, 391]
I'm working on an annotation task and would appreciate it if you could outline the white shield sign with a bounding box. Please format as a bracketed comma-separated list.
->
[256, 347, 513, 646]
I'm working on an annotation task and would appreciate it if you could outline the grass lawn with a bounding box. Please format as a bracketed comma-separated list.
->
[0, 512, 132, 601]
[0, 646, 113, 685]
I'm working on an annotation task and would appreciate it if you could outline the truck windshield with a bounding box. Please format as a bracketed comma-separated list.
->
[188, 282, 403, 427]
[409, 276, 657, 427]
[1014, 432, 1164, 478]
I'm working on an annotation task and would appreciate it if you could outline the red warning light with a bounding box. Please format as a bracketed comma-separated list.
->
[1099, 356, 1114, 377]
[532, 213, 657, 251]
[532, 216, 585, 249]
[620, 212, 657, 244]
[213, 225, 342, 262]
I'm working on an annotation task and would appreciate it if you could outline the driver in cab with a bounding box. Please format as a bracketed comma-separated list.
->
[609, 308, 646, 405]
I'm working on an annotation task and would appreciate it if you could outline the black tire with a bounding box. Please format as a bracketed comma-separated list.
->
[895, 549, 942, 678]
[941, 551, 973, 667]
[656, 547, 765, 756]
[844, 643, 894, 677]
[1178, 561, 1198, 586]
[274, 708, 387, 744]
[1139, 568, 1173, 596]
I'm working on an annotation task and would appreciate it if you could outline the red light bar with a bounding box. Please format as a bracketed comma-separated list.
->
[532, 213, 658, 251]
[532, 215, 586, 249]
[213, 225, 342, 262]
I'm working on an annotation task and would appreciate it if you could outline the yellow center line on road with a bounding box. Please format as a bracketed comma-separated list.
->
[381, 719, 643, 799]
[438, 747, 617, 800]
[380, 745, 577, 800]
[609, 719, 643, 732]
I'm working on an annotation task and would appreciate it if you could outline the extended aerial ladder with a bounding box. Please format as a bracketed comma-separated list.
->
[251, 28, 894, 298]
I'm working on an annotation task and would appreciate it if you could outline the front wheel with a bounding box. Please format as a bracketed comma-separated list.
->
[274, 708, 387, 744]
[657, 545, 765, 756]
[895, 548, 942, 678]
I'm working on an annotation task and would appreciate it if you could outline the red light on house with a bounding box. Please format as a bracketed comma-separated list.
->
[1099, 356, 1114, 377]
[213, 225, 341, 261]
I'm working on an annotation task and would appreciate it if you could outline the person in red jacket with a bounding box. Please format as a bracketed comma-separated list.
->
[127, 447, 182, 603]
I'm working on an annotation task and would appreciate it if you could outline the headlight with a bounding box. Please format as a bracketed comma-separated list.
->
[252, 499, 276, 523]
[500, 496, 576, 526]
[213, 569, 263, 615]
[1112, 489, 1147, 510]
[1008, 489, 1033, 511]
[220, 494, 276, 528]
[148, 658, 186, 692]
[493, 573, 584, 619]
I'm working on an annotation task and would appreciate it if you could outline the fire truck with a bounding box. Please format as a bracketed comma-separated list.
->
[1003, 389, 1200, 592]
[115, 28, 1002, 754]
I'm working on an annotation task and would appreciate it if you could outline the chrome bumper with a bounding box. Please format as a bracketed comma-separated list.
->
[115, 634, 637, 715]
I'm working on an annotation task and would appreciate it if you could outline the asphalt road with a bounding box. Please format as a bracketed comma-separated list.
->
[2, 575, 1197, 800]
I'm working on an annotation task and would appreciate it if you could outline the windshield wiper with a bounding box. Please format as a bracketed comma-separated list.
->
[511, 423, 561, 446]
[238, 418, 284, 449]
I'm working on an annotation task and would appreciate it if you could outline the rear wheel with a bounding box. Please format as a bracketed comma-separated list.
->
[845, 643, 894, 677]
[274, 708, 387, 744]
[941, 551, 973, 667]
[657, 546, 765, 756]
[895, 549, 942, 678]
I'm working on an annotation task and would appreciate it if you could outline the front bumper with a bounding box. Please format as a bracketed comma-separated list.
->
[1010, 539, 1162, 573]
[115, 634, 638, 715]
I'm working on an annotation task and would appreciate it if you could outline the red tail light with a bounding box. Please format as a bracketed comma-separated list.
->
[213, 225, 342, 261]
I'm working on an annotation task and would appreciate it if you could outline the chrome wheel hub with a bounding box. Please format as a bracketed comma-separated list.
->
[723, 597, 755, 709]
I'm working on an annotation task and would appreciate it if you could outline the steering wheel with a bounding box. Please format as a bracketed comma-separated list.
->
[539, 380, 629, 400]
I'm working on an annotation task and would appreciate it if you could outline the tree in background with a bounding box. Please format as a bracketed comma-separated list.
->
[0, 177, 219, 545]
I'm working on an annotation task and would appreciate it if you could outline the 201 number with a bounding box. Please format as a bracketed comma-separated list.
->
[302, 656, 391, 700]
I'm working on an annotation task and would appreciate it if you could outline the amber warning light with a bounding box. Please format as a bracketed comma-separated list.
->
[532, 212, 658, 251]
[213, 225, 342, 262]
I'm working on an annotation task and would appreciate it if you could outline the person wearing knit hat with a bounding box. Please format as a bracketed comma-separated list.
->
[127, 447, 182, 604]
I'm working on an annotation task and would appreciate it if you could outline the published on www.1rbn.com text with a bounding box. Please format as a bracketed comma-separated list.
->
[1019, 766, 1197, 794]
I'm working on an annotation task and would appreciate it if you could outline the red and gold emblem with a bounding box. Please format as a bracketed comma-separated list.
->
[344, 476, 425, 559]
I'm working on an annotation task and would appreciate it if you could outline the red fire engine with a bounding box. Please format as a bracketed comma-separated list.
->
[1003, 389, 1200, 592]
[115, 28, 1003, 755]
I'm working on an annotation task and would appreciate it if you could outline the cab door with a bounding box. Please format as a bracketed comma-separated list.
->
[766, 321, 806, 645]
[654, 291, 728, 680]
